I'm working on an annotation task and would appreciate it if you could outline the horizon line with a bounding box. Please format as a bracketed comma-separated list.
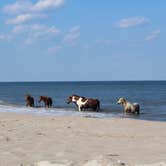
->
[0, 80, 166, 83]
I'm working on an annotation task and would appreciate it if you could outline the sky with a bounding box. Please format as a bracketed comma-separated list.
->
[0, 0, 165, 81]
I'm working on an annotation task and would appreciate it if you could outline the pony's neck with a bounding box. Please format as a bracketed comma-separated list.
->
[122, 100, 127, 107]
[72, 96, 79, 103]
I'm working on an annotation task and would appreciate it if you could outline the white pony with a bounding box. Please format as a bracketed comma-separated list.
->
[117, 97, 140, 114]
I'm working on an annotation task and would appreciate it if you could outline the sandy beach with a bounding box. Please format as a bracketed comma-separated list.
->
[0, 112, 166, 166]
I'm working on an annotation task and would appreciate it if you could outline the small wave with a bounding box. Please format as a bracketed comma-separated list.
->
[0, 103, 116, 118]
[0, 102, 165, 121]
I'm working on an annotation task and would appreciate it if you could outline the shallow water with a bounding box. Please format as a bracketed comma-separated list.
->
[0, 81, 166, 121]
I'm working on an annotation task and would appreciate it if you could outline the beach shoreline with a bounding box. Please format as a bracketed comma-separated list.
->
[0, 112, 166, 166]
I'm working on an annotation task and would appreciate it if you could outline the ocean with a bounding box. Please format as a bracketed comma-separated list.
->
[0, 81, 166, 121]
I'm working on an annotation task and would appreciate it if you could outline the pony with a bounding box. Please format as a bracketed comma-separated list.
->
[25, 94, 34, 107]
[38, 96, 53, 108]
[117, 97, 140, 114]
[67, 94, 100, 111]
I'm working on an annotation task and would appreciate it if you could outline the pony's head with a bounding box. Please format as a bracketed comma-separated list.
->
[25, 94, 31, 100]
[67, 94, 79, 104]
[117, 97, 127, 105]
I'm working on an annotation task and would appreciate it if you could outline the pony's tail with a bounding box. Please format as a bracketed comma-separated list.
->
[97, 99, 100, 111]
[136, 105, 140, 114]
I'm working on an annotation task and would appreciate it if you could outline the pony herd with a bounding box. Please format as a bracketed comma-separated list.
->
[25, 94, 140, 114]
[26, 95, 52, 108]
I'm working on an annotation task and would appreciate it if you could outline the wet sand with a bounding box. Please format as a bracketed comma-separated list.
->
[0, 112, 166, 166]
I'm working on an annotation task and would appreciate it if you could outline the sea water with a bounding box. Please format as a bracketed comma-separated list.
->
[0, 81, 166, 121]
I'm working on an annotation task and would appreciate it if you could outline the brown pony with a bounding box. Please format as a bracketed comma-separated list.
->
[25, 94, 34, 107]
[67, 94, 100, 111]
[38, 96, 53, 108]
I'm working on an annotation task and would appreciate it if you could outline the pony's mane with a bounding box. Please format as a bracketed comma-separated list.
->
[73, 94, 87, 98]
[72, 94, 80, 97]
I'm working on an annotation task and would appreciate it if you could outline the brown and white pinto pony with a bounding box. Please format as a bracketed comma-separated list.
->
[117, 97, 140, 114]
[38, 96, 53, 108]
[25, 94, 34, 107]
[67, 94, 100, 111]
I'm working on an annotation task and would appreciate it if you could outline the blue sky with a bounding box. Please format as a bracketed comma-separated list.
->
[0, 0, 165, 81]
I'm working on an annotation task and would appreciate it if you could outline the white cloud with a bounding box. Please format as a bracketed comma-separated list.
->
[13, 24, 59, 34]
[47, 25, 81, 54]
[12, 24, 60, 44]
[63, 26, 80, 44]
[3, 0, 65, 24]
[32, 0, 65, 11]
[6, 14, 35, 24]
[145, 30, 160, 41]
[28, 25, 60, 44]
[8, 13, 46, 25]
[3, 1, 33, 15]
[12, 24, 81, 46]
[116, 16, 150, 28]
[12, 25, 28, 34]
[3, 0, 65, 14]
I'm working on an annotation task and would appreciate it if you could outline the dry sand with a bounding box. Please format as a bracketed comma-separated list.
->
[0, 112, 166, 166]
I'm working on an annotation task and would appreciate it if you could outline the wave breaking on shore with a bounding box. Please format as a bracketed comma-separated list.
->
[0, 101, 117, 118]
